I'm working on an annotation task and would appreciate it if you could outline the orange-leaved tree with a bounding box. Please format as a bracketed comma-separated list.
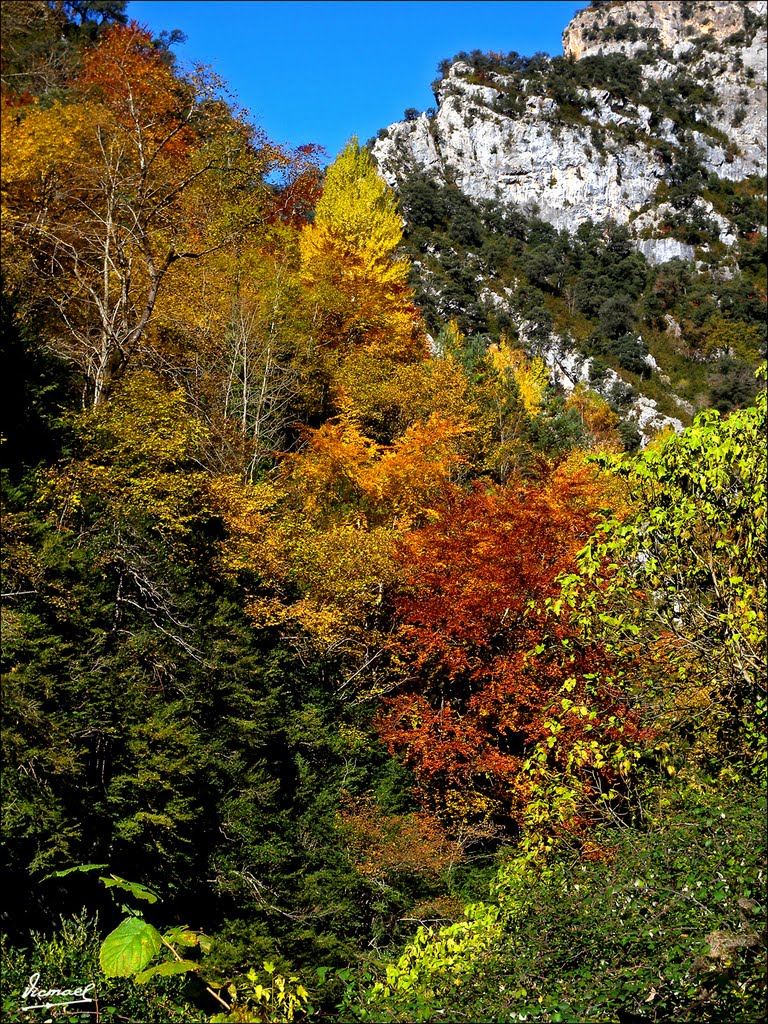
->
[376, 460, 647, 840]
[212, 412, 470, 671]
[338, 794, 463, 882]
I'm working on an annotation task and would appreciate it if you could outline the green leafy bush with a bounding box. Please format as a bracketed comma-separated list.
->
[340, 776, 766, 1023]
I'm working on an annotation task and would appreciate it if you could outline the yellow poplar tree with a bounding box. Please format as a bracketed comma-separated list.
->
[299, 139, 423, 360]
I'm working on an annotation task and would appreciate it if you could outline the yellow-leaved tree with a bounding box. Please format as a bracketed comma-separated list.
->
[486, 339, 549, 417]
[441, 328, 546, 482]
[299, 139, 424, 360]
[1, 22, 280, 405]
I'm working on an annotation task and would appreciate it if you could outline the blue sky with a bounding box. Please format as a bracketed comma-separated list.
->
[128, 1, 588, 161]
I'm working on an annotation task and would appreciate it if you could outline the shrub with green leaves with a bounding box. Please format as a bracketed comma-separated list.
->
[0, 912, 204, 1024]
[560, 371, 767, 771]
[339, 775, 766, 1023]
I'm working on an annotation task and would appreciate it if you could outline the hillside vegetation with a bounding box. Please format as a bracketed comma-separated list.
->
[1, 4, 765, 1022]
[372, 0, 767, 438]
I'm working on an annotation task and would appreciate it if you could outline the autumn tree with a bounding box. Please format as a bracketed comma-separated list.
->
[299, 138, 424, 360]
[212, 409, 470, 673]
[0, 0, 128, 98]
[436, 322, 549, 482]
[376, 467, 646, 837]
[117, 134, 327, 478]
[486, 338, 549, 417]
[480, 336, 550, 480]
[565, 382, 622, 451]
[149, 221, 322, 479]
[219, 246, 306, 477]
[271, 141, 325, 227]
[331, 344, 477, 445]
[339, 795, 463, 882]
[560, 371, 767, 768]
[1, 22, 280, 403]
[699, 312, 765, 362]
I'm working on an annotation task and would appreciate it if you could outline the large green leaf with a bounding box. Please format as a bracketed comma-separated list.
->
[135, 959, 199, 984]
[43, 863, 109, 880]
[99, 917, 163, 977]
[163, 925, 199, 947]
[99, 874, 159, 903]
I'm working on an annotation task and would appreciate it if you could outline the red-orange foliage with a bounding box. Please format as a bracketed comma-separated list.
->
[376, 470, 648, 832]
[80, 22, 194, 156]
[338, 796, 463, 880]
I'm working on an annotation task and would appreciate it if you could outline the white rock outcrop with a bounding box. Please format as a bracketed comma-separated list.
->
[372, 0, 767, 264]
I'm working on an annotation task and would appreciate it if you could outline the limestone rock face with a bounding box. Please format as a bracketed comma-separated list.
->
[562, 0, 767, 178]
[563, 0, 758, 61]
[372, 1, 767, 264]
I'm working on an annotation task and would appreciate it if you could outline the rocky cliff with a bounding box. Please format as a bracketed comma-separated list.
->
[564, 0, 757, 59]
[369, 1, 767, 446]
[373, 0, 766, 266]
